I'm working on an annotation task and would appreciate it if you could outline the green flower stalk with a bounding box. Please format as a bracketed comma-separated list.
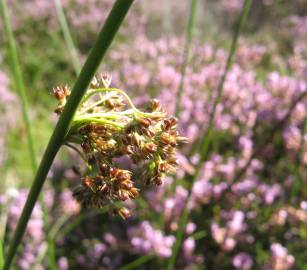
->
[52, 74, 187, 218]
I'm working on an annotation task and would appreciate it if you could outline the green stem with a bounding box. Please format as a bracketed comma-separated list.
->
[72, 116, 125, 129]
[175, 0, 198, 118]
[0, 0, 37, 173]
[46, 239, 57, 270]
[64, 143, 88, 162]
[119, 255, 154, 270]
[82, 88, 137, 111]
[166, 1, 252, 269]
[2, 1, 134, 269]
[53, 0, 81, 75]
[81, 88, 164, 118]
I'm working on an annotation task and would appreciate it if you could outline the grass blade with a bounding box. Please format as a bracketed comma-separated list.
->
[53, 0, 81, 75]
[0, 0, 37, 172]
[166, 1, 252, 269]
[2, 1, 134, 269]
[175, 0, 198, 118]
[119, 255, 154, 270]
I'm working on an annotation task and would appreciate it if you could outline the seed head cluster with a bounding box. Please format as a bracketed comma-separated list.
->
[53, 74, 187, 218]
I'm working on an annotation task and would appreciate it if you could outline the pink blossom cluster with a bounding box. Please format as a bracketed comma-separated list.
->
[128, 221, 175, 258]
[0, 186, 80, 269]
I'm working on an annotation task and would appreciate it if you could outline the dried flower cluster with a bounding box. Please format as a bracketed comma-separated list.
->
[52, 74, 187, 217]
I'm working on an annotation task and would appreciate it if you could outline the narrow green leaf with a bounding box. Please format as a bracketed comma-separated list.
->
[0, 0, 37, 173]
[53, 0, 81, 75]
[175, 0, 198, 117]
[119, 255, 154, 270]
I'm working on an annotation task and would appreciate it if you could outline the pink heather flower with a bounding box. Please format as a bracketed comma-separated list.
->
[163, 186, 188, 223]
[227, 211, 246, 234]
[185, 222, 197, 235]
[271, 243, 295, 270]
[91, 243, 107, 259]
[232, 178, 257, 194]
[58, 257, 69, 270]
[128, 221, 175, 258]
[224, 237, 236, 251]
[183, 237, 195, 257]
[300, 201, 307, 210]
[59, 189, 80, 215]
[233, 252, 253, 270]
[283, 125, 302, 151]
[260, 184, 281, 205]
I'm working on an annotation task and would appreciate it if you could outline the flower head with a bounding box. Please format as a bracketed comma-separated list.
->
[53, 73, 187, 217]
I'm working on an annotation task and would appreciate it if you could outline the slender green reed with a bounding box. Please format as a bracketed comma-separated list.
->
[0, 0, 37, 173]
[119, 255, 154, 270]
[53, 0, 81, 75]
[2, 1, 134, 269]
[166, 1, 252, 269]
[175, 0, 198, 118]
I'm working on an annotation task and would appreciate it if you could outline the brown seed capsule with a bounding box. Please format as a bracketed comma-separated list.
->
[99, 163, 109, 176]
[159, 162, 168, 173]
[129, 188, 139, 198]
[53, 86, 65, 100]
[136, 117, 151, 128]
[141, 127, 155, 137]
[151, 99, 162, 111]
[118, 207, 131, 219]
[54, 107, 63, 114]
[153, 176, 163, 186]
[163, 117, 178, 130]
[122, 181, 133, 189]
[79, 124, 95, 135]
[82, 176, 96, 193]
[81, 140, 91, 153]
[123, 145, 134, 155]
[98, 184, 109, 194]
[52, 85, 70, 100]
[101, 74, 112, 88]
[144, 143, 158, 154]
[159, 133, 177, 147]
[118, 190, 129, 201]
